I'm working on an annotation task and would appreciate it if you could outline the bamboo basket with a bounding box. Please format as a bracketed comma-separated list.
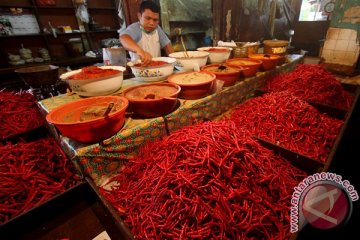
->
[232, 42, 260, 58]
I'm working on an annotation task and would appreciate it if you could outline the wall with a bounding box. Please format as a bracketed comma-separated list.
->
[121, 0, 345, 56]
[322, 0, 360, 71]
[330, 0, 360, 35]
[212, 0, 299, 43]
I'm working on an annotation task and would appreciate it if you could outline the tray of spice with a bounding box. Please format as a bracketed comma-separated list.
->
[0, 178, 133, 240]
[0, 90, 46, 142]
[0, 136, 82, 225]
[254, 136, 324, 174]
[100, 120, 308, 239]
[254, 89, 348, 120]
[263, 64, 355, 113]
[255, 87, 358, 172]
[227, 91, 345, 167]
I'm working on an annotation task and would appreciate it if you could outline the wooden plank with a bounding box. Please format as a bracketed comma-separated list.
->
[255, 136, 324, 174]
[212, 0, 223, 44]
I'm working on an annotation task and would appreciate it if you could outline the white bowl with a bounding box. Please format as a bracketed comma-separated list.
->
[168, 51, 209, 71]
[127, 57, 176, 82]
[197, 47, 231, 63]
[60, 66, 125, 97]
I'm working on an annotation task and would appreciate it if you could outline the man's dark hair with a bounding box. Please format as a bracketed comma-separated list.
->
[139, 1, 160, 14]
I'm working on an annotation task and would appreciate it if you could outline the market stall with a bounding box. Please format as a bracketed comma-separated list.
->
[38, 55, 303, 183]
[2, 56, 359, 240]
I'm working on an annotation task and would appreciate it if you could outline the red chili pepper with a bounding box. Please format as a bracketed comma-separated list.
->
[0, 90, 45, 140]
[100, 120, 307, 239]
[229, 91, 343, 162]
[0, 137, 79, 224]
[265, 64, 354, 110]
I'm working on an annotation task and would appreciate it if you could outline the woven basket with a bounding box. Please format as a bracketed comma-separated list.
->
[232, 42, 260, 58]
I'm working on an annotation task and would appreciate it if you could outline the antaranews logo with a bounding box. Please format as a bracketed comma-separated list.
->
[290, 172, 358, 233]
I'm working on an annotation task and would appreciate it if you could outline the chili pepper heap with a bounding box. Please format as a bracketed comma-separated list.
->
[101, 120, 307, 239]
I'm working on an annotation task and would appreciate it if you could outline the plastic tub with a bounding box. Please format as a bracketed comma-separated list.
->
[200, 64, 243, 87]
[123, 82, 181, 118]
[226, 58, 262, 77]
[249, 54, 281, 71]
[167, 71, 216, 99]
[46, 96, 129, 143]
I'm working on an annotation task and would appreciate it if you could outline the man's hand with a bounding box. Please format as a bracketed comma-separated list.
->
[119, 34, 152, 65]
[137, 49, 152, 66]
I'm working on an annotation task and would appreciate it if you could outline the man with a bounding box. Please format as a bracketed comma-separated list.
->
[119, 1, 174, 65]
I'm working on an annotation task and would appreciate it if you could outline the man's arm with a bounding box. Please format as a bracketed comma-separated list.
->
[120, 34, 152, 65]
[158, 27, 174, 57]
[163, 42, 174, 56]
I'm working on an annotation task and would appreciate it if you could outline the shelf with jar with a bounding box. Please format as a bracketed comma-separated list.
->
[0, 0, 120, 72]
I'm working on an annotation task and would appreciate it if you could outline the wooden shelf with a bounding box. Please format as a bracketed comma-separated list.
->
[0, 0, 119, 76]
[44, 32, 86, 36]
[88, 7, 115, 10]
[88, 29, 118, 33]
[0, 5, 34, 9]
[0, 31, 88, 38]
[35, 6, 75, 10]
[0, 56, 102, 75]
[0, 33, 43, 38]
[53, 56, 102, 66]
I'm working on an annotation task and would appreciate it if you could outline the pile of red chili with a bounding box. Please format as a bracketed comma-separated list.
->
[0, 137, 79, 224]
[264, 64, 354, 110]
[0, 91, 45, 140]
[206, 48, 229, 52]
[134, 60, 168, 67]
[100, 120, 307, 239]
[229, 91, 344, 162]
[68, 66, 121, 80]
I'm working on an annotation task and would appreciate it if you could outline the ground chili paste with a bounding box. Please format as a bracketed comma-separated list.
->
[134, 60, 168, 67]
[68, 66, 120, 80]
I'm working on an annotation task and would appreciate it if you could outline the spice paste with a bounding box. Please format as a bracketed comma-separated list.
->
[68, 66, 121, 80]
[125, 85, 177, 100]
[134, 60, 168, 67]
[170, 72, 214, 85]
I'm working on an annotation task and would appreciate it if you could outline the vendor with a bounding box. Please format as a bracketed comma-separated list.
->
[119, 1, 174, 65]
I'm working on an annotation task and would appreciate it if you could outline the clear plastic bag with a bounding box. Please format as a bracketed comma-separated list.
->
[76, 5, 89, 23]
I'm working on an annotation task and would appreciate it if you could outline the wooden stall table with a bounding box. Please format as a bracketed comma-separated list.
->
[38, 55, 303, 184]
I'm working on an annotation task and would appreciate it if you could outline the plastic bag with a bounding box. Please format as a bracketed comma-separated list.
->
[76, 5, 89, 23]
[103, 47, 127, 66]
